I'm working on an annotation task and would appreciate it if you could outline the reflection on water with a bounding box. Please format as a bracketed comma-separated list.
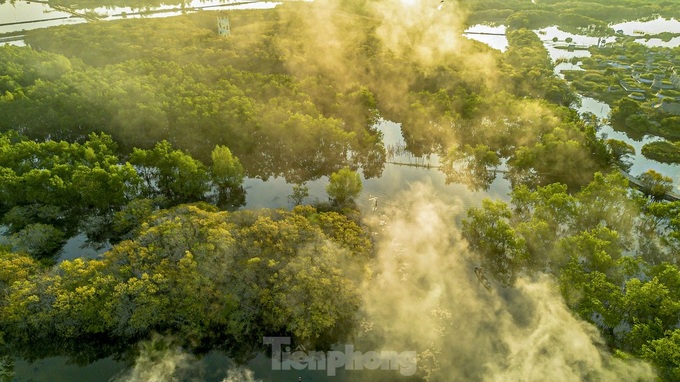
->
[536, 26, 601, 46]
[462, 33, 508, 52]
[463, 24, 508, 52]
[0, 1, 83, 34]
[633, 36, 680, 48]
[0, 0, 280, 35]
[0, 1, 72, 25]
[535, 23, 680, 187]
[465, 21, 680, 58]
[553, 62, 583, 79]
[7, 15, 680, 382]
[94, 1, 281, 22]
[465, 23, 680, 187]
[464, 24, 597, 60]
[13, 356, 124, 382]
[543, 44, 591, 61]
[59, 233, 112, 262]
[578, 96, 680, 186]
[464, 24, 506, 35]
[534, 26, 598, 61]
[0, 39, 25, 46]
[243, 120, 511, 214]
[13, 350, 413, 381]
[610, 17, 680, 35]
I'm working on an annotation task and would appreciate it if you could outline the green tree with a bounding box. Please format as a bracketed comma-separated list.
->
[326, 167, 362, 207]
[559, 259, 623, 339]
[111, 198, 156, 242]
[0, 355, 13, 382]
[9, 223, 65, 260]
[0, 132, 143, 255]
[442, 144, 500, 191]
[642, 141, 680, 164]
[557, 226, 622, 275]
[0, 204, 371, 360]
[642, 329, 680, 381]
[130, 141, 211, 205]
[210, 145, 246, 209]
[620, 277, 680, 353]
[462, 199, 528, 286]
[288, 183, 309, 206]
[211, 145, 244, 191]
[645, 201, 680, 258]
[611, 97, 640, 125]
[71, 163, 141, 213]
[637, 170, 674, 199]
[606, 139, 635, 171]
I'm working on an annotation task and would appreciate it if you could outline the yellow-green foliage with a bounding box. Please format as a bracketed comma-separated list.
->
[0, 204, 371, 361]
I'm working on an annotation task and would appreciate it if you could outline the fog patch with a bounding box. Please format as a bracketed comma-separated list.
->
[372, 0, 467, 63]
[221, 367, 262, 382]
[113, 334, 201, 382]
[359, 181, 656, 381]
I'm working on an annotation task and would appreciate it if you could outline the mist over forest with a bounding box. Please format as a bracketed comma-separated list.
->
[1, 0, 680, 381]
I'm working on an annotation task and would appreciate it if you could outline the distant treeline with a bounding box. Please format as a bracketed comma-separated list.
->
[468, 0, 680, 34]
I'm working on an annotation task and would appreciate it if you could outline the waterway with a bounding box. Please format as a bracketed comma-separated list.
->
[462, 24, 508, 51]
[0, 0, 280, 35]
[0, 1, 76, 34]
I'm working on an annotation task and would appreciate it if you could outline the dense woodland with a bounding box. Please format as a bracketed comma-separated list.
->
[3, 8, 605, 188]
[0, 0, 679, 380]
[1, 204, 371, 363]
[464, 173, 680, 380]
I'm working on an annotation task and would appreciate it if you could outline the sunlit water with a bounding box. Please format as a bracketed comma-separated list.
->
[0, 0, 279, 35]
[0, 1, 81, 34]
[53, 119, 511, 261]
[578, 96, 680, 188]
[243, 120, 509, 212]
[536, 26, 601, 45]
[610, 17, 680, 35]
[636, 36, 680, 48]
[610, 17, 680, 48]
[0, 1, 71, 24]
[463, 24, 508, 51]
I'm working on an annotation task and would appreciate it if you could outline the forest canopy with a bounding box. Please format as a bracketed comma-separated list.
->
[0, 131, 247, 259]
[2, 2, 607, 190]
[0, 204, 372, 363]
